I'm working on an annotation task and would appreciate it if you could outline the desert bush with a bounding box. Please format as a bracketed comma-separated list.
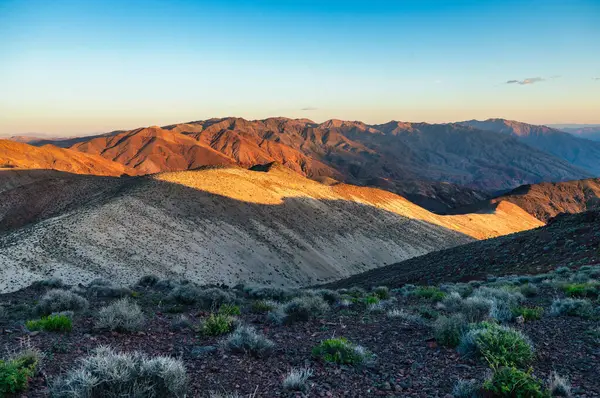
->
[201, 314, 235, 336]
[250, 300, 277, 313]
[50, 346, 187, 397]
[169, 285, 237, 309]
[26, 313, 72, 332]
[472, 287, 524, 322]
[198, 288, 238, 309]
[387, 309, 426, 324]
[483, 367, 548, 397]
[440, 282, 474, 297]
[452, 378, 480, 398]
[512, 306, 544, 321]
[441, 292, 493, 323]
[346, 287, 367, 298]
[412, 286, 446, 301]
[222, 325, 274, 357]
[310, 289, 341, 305]
[550, 298, 595, 318]
[169, 284, 200, 304]
[33, 277, 66, 289]
[372, 286, 390, 300]
[96, 298, 145, 332]
[0, 347, 40, 396]
[312, 337, 373, 365]
[282, 367, 313, 391]
[218, 304, 241, 316]
[137, 275, 160, 287]
[547, 371, 572, 397]
[520, 284, 539, 297]
[458, 322, 534, 368]
[244, 286, 296, 301]
[434, 314, 468, 347]
[170, 315, 193, 331]
[397, 284, 417, 296]
[88, 280, 132, 298]
[554, 266, 571, 275]
[275, 296, 329, 324]
[35, 289, 89, 316]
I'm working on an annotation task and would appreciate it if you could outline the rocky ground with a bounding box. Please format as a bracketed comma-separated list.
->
[1, 265, 599, 397]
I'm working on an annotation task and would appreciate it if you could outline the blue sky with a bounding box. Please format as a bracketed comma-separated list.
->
[1, 0, 599, 135]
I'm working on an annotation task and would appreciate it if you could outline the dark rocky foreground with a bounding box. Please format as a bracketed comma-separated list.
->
[1, 270, 599, 397]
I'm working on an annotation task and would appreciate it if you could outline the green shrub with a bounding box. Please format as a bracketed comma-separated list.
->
[312, 338, 373, 365]
[412, 286, 446, 301]
[218, 304, 241, 316]
[222, 325, 274, 357]
[0, 349, 40, 396]
[96, 298, 145, 332]
[35, 289, 89, 316]
[483, 367, 549, 397]
[458, 322, 534, 368]
[434, 314, 468, 347]
[26, 314, 72, 332]
[512, 306, 543, 321]
[250, 300, 277, 313]
[50, 346, 187, 397]
[562, 282, 599, 298]
[201, 314, 235, 336]
[550, 298, 595, 318]
[372, 286, 390, 300]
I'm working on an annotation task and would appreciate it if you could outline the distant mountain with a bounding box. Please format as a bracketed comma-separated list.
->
[461, 118, 600, 174]
[488, 178, 600, 222]
[0, 166, 542, 292]
[63, 117, 589, 211]
[559, 126, 600, 142]
[0, 140, 131, 176]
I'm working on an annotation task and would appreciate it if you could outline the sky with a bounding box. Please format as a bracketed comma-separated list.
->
[1, 0, 599, 136]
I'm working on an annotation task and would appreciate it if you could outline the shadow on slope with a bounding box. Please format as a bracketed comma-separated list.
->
[0, 168, 478, 292]
[324, 210, 600, 289]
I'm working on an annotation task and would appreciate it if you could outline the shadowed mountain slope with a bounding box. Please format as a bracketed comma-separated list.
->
[0, 165, 542, 292]
[461, 119, 600, 175]
[325, 210, 600, 289]
[0, 140, 130, 176]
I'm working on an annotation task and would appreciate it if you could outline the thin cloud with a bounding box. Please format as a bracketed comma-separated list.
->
[594, 77, 600, 81]
[506, 77, 545, 85]
[301, 107, 318, 111]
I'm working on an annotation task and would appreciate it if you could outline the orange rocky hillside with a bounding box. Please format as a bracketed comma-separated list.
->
[0, 140, 131, 176]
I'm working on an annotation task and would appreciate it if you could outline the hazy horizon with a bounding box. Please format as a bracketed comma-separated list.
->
[1, 0, 599, 135]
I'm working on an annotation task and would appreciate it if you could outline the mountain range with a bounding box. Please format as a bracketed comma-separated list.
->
[4, 117, 597, 212]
